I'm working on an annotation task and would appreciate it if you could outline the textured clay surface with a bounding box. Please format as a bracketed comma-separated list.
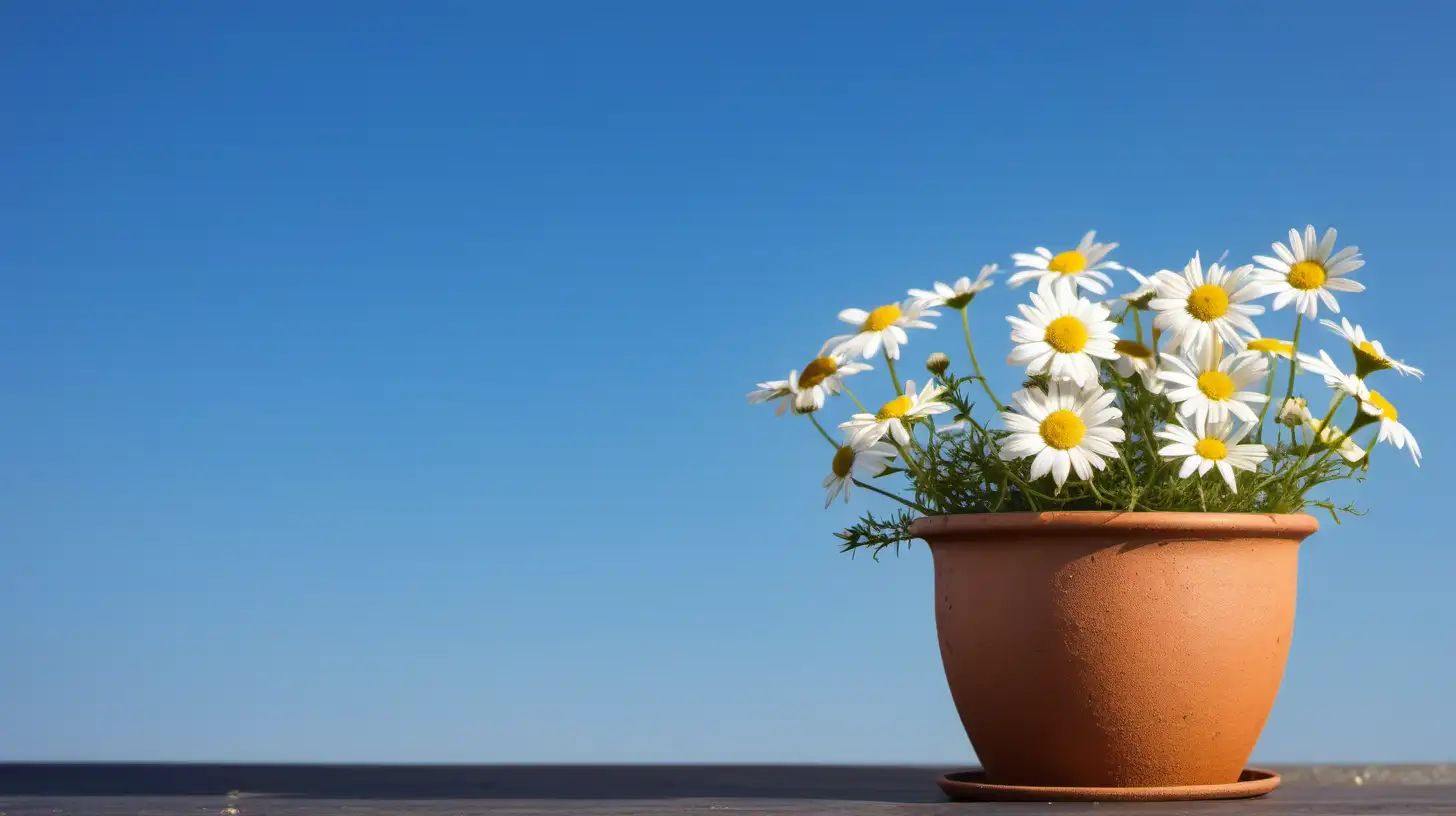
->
[910, 511, 1318, 789]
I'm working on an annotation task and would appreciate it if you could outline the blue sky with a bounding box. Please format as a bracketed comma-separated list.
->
[1, 1, 1452, 763]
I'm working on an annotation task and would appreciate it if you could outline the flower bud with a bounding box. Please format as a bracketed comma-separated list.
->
[926, 352, 951, 377]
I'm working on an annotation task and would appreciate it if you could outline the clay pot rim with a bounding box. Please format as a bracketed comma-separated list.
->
[910, 510, 1318, 540]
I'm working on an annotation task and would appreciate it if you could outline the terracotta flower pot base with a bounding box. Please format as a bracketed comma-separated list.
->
[938, 767, 1281, 802]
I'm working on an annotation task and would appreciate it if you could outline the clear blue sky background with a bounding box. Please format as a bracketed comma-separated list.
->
[2, 1, 1452, 763]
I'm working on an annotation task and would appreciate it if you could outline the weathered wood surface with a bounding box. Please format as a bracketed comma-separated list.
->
[2, 763, 1453, 815]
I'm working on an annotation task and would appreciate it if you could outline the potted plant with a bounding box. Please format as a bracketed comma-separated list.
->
[747, 227, 1421, 802]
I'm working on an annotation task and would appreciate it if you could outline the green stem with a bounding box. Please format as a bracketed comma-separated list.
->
[852, 478, 932, 514]
[1118, 453, 1140, 510]
[1132, 309, 1145, 344]
[841, 384, 867, 413]
[807, 414, 838, 448]
[1085, 478, 1107, 503]
[884, 351, 904, 396]
[961, 308, 1004, 410]
[1283, 314, 1303, 405]
[1196, 476, 1208, 511]
[1256, 361, 1279, 443]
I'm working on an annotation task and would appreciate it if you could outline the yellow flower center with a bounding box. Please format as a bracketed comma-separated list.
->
[1247, 338, 1293, 356]
[1044, 316, 1090, 353]
[1196, 370, 1236, 401]
[1287, 261, 1327, 290]
[1047, 251, 1088, 275]
[797, 356, 839, 389]
[1365, 390, 1398, 421]
[831, 446, 856, 478]
[861, 304, 902, 332]
[1114, 339, 1154, 360]
[1357, 340, 1380, 359]
[1038, 409, 1086, 450]
[875, 395, 914, 421]
[1194, 437, 1229, 460]
[1185, 284, 1230, 321]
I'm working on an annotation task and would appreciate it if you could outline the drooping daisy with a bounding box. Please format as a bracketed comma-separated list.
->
[1253, 225, 1364, 318]
[822, 440, 899, 507]
[1304, 417, 1366, 462]
[1156, 417, 1268, 493]
[997, 380, 1124, 487]
[1297, 350, 1370, 401]
[746, 354, 871, 415]
[1116, 268, 1158, 309]
[1357, 390, 1421, 466]
[1113, 339, 1163, 394]
[1008, 231, 1123, 297]
[1149, 253, 1266, 354]
[1158, 342, 1270, 426]
[909, 264, 998, 311]
[1320, 317, 1423, 379]
[1246, 338, 1295, 360]
[1277, 397, 1313, 428]
[1006, 279, 1119, 387]
[839, 379, 953, 447]
[824, 299, 938, 361]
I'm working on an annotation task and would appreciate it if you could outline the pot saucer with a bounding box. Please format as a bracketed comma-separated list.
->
[938, 767, 1280, 802]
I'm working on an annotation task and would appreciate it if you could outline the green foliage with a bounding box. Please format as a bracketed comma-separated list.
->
[837, 364, 1366, 558]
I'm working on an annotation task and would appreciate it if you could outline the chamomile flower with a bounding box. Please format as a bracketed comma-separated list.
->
[824, 299, 938, 361]
[1246, 338, 1295, 360]
[1253, 225, 1364, 318]
[1113, 339, 1163, 394]
[1156, 417, 1268, 493]
[1320, 317, 1423, 379]
[1357, 390, 1421, 466]
[1008, 231, 1123, 297]
[1149, 253, 1266, 354]
[1006, 279, 1119, 387]
[1297, 350, 1370, 401]
[822, 440, 898, 507]
[909, 264, 998, 311]
[1277, 397, 1313, 428]
[1304, 417, 1366, 462]
[1116, 268, 1158, 309]
[1158, 343, 1269, 426]
[997, 380, 1124, 487]
[840, 379, 952, 447]
[746, 354, 871, 415]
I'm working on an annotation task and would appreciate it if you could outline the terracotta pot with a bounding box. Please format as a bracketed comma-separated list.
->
[911, 511, 1317, 789]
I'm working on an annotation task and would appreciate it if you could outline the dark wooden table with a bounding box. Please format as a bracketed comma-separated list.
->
[2, 763, 1453, 815]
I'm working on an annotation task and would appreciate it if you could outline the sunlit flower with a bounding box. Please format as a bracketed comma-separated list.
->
[840, 379, 952, 447]
[1246, 338, 1295, 360]
[822, 439, 898, 507]
[1156, 417, 1268, 493]
[1149, 253, 1266, 354]
[1297, 350, 1370, 402]
[1113, 339, 1163, 394]
[1006, 279, 1119, 386]
[909, 264, 998, 311]
[1158, 343, 1269, 426]
[1008, 231, 1123, 297]
[746, 353, 871, 415]
[1357, 390, 1421, 466]
[1277, 397, 1313, 428]
[997, 380, 1124, 487]
[1320, 317, 1423, 379]
[1253, 225, 1364, 318]
[824, 299, 938, 361]
[1304, 417, 1366, 462]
